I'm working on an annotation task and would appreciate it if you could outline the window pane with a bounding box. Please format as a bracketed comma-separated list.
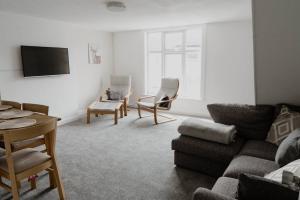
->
[148, 53, 162, 94]
[148, 33, 162, 51]
[185, 29, 202, 51]
[183, 52, 202, 99]
[165, 32, 183, 51]
[165, 54, 183, 79]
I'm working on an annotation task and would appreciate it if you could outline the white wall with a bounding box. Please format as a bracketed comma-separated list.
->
[113, 31, 145, 104]
[0, 12, 113, 123]
[113, 20, 255, 117]
[252, 0, 300, 105]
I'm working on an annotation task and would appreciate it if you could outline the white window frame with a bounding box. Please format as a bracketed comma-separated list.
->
[145, 25, 206, 101]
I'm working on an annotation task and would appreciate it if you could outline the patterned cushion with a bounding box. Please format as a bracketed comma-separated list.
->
[266, 106, 300, 145]
[207, 104, 275, 140]
[264, 159, 300, 183]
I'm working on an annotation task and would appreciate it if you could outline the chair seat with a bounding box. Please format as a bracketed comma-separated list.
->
[137, 101, 155, 108]
[12, 136, 44, 151]
[0, 148, 50, 174]
[89, 101, 122, 111]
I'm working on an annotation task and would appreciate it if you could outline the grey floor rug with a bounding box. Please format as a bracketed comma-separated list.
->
[0, 111, 215, 200]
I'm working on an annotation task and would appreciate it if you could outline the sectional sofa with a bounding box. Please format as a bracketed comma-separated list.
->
[171, 104, 300, 200]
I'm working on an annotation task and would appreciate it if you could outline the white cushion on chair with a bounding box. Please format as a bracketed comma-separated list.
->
[110, 75, 132, 98]
[137, 101, 155, 108]
[89, 101, 121, 111]
[155, 78, 179, 102]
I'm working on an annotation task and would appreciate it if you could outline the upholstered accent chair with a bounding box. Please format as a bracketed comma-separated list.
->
[100, 75, 132, 116]
[137, 78, 179, 124]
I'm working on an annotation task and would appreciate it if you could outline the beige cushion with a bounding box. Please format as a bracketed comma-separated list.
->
[0, 148, 50, 173]
[137, 101, 155, 108]
[266, 106, 300, 145]
[89, 101, 121, 111]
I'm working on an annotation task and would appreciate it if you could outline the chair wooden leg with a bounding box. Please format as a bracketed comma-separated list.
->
[52, 162, 65, 200]
[137, 104, 142, 118]
[114, 109, 118, 125]
[49, 170, 57, 189]
[30, 179, 37, 190]
[154, 107, 158, 125]
[120, 105, 124, 118]
[86, 109, 90, 124]
[17, 181, 21, 189]
[124, 99, 128, 116]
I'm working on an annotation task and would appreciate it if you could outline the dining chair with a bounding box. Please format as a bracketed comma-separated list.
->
[136, 78, 179, 124]
[0, 118, 65, 200]
[12, 103, 49, 151]
[22, 103, 49, 115]
[99, 75, 132, 116]
[1, 100, 21, 109]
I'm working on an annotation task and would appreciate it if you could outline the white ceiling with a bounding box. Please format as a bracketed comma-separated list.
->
[0, 0, 252, 32]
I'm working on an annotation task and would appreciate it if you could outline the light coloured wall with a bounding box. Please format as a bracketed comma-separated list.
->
[113, 20, 255, 117]
[113, 31, 145, 104]
[0, 12, 113, 123]
[252, 0, 300, 105]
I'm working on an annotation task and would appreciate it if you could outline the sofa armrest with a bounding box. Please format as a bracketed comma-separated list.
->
[193, 188, 236, 200]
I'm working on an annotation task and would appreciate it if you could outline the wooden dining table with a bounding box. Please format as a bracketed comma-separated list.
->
[0, 113, 60, 139]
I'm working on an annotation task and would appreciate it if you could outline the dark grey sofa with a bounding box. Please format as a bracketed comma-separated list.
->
[171, 104, 288, 200]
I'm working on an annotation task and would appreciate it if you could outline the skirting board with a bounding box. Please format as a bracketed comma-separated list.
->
[57, 110, 86, 126]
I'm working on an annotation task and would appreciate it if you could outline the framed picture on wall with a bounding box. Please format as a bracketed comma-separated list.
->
[88, 43, 101, 64]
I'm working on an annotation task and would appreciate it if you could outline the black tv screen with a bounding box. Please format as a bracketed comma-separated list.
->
[21, 46, 70, 77]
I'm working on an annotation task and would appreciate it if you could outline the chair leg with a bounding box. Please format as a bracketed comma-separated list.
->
[154, 107, 158, 125]
[86, 109, 90, 124]
[11, 178, 20, 200]
[124, 99, 128, 116]
[49, 170, 57, 189]
[52, 162, 65, 200]
[137, 104, 142, 118]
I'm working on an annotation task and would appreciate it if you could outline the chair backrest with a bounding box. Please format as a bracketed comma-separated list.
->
[2, 118, 56, 150]
[22, 103, 49, 115]
[1, 100, 21, 109]
[155, 78, 179, 108]
[110, 75, 132, 98]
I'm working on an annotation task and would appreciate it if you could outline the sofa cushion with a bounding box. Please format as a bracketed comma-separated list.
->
[212, 177, 239, 198]
[172, 135, 244, 164]
[265, 159, 300, 183]
[174, 151, 227, 177]
[207, 104, 275, 140]
[275, 129, 300, 166]
[266, 106, 300, 145]
[238, 173, 298, 200]
[193, 188, 236, 200]
[223, 155, 279, 179]
[239, 140, 277, 161]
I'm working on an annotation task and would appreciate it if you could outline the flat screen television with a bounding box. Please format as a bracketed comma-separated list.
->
[21, 46, 70, 77]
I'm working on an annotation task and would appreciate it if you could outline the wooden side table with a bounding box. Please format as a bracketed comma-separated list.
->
[87, 101, 123, 125]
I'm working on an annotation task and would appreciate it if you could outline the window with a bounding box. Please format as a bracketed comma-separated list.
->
[146, 27, 204, 100]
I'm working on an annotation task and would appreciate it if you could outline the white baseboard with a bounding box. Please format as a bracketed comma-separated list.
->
[57, 110, 86, 126]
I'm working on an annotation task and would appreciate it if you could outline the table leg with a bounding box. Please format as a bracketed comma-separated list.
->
[114, 109, 118, 124]
[87, 109, 90, 124]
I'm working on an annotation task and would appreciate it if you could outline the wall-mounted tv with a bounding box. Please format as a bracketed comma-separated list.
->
[21, 46, 70, 77]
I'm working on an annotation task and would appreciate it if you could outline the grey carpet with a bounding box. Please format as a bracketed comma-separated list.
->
[0, 111, 216, 200]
